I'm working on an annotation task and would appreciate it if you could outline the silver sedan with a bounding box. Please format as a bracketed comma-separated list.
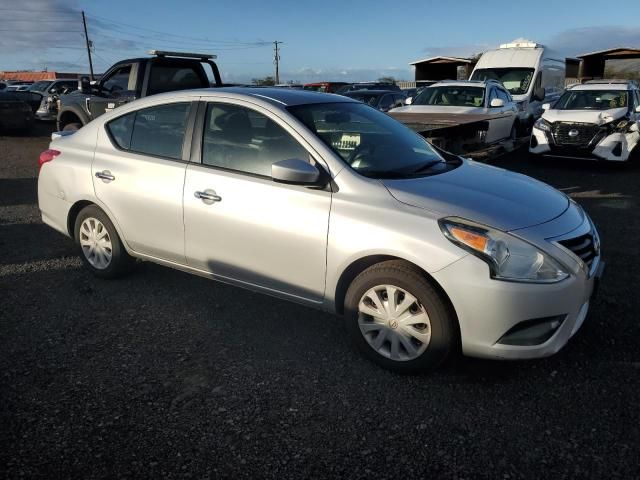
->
[37, 88, 603, 372]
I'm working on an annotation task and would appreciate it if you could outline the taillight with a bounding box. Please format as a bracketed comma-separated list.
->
[38, 149, 60, 172]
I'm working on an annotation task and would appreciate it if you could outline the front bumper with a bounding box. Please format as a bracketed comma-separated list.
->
[529, 126, 639, 162]
[431, 214, 603, 360]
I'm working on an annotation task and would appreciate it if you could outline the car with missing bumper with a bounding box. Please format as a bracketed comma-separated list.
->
[530, 80, 640, 161]
[38, 88, 603, 371]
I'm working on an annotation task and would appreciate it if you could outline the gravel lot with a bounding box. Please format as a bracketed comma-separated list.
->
[1, 124, 639, 479]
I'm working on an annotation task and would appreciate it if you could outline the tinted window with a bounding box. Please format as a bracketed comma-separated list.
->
[148, 65, 205, 95]
[202, 103, 309, 177]
[102, 65, 132, 93]
[107, 112, 135, 150]
[128, 103, 190, 159]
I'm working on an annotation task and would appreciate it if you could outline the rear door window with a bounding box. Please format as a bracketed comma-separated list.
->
[106, 102, 191, 160]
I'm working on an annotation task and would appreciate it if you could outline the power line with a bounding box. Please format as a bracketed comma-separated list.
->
[86, 13, 269, 46]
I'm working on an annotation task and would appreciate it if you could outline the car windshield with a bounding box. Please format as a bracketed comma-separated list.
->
[470, 68, 534, 95]
[413, 86, 485, 107]
[345, 92, 382, 106]
[287, 102, 449, 179]
[28, 81, 53, 92]
[554, 90, 629, 110]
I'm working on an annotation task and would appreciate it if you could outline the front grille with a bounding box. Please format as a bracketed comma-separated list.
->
[552, 122, 600, 146]
[559, 232, 598, 268]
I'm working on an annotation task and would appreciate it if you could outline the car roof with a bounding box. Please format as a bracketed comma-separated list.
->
[151, 87, 357, 107]
[570, 82, 636, 91]
[431, 80, 492, 88]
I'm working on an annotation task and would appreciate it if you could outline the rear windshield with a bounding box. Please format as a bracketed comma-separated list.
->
[554, 90, 628, 110]
[413, 86, 485, 107]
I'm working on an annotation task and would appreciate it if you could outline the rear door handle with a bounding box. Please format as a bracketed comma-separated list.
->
[194, 189, 222, 205]
[95, 170, 115, 182]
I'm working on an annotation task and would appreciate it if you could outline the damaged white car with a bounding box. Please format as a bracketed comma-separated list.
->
[530, 80, 640, 161]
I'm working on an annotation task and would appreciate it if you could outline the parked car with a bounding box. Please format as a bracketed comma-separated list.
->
[0, 81, 6, 91]
[28, 79, 79, 121]
[470, 39, 565, 132]
[344, 89, 406, 112]
[391, 80, 519, 143]
[38, 87, 603, 372]
[303, 82, 349, 93]
[57, 50, 223, 131]
[530, 80, 640, 161]
[0, 92, 35, 132]
[274, 83, 304, 89]
[336, 82, 401, 94]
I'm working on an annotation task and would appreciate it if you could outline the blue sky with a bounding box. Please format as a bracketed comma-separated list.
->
[1, 0, 640, 82]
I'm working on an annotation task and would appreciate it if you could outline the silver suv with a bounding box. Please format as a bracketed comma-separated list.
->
[38, 88, 603, 372]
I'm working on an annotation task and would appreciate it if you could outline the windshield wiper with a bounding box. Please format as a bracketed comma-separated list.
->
[408, 160, 445, 174]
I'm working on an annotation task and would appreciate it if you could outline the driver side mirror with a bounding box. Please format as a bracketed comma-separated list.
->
[542, 103, 551, 111]
[272, 159, 321, 185]
[533, 87, 545, 102]
[490, 98, 505, 108]
[79, 76, 91, 94]
[405, 97, 413, 105]
[635, 105, 640, 113]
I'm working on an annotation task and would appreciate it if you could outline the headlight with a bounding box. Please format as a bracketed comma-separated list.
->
[533, 117, 552, 132]
[439, 218, 568, 283]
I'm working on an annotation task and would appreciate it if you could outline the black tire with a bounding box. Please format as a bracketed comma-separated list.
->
[74, 205, 135, 279]
[344, 260, 457, 373]
[63, 122, 82, 132]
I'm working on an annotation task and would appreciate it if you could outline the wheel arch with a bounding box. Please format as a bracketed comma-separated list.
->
[66, 199, 134, 255]
[333, 255, 459, 324]
[57, 107, 88, 130]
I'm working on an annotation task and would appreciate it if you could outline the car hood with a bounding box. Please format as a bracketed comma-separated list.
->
[390, 105, 483, 115]
[543, 107, 627, 125]
[383, 160, 569, 231]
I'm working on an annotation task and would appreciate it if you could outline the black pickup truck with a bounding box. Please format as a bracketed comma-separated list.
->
[57, 50, 222, 131]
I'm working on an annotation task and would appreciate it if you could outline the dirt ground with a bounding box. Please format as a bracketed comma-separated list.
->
[1, 123, 639, 479]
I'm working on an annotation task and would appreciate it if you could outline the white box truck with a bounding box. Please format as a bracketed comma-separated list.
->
[470, 39, 565, 133]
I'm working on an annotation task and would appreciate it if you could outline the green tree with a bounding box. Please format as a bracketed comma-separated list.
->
[252, 76, 276, 86]
[377, 76, 397, 84]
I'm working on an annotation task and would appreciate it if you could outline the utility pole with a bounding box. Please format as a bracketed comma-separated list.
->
[81, 11, 95, 80]
[273, 41, 282, 84]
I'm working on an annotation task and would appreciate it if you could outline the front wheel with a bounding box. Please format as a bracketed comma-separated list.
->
[63, 122, 82, 132]
[74, 205, 134, 279]
[344, 260, 457, 372]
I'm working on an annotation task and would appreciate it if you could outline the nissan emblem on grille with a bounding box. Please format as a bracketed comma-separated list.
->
[568, 129, 579, 137]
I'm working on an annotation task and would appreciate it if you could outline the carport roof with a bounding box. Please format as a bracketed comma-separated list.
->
[409, 56, 474, 66]
[577, 47, 640, 59]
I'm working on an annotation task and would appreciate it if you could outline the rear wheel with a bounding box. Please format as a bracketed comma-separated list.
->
[344, 260, 457, 372]
[74, 205, 134, 279]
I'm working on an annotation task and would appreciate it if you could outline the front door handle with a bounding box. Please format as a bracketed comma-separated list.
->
[194, 189, 222, 205]
[95, 170, 115, 182]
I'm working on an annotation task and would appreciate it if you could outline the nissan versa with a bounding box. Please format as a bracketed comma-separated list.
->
[37, 88, 604, 371]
